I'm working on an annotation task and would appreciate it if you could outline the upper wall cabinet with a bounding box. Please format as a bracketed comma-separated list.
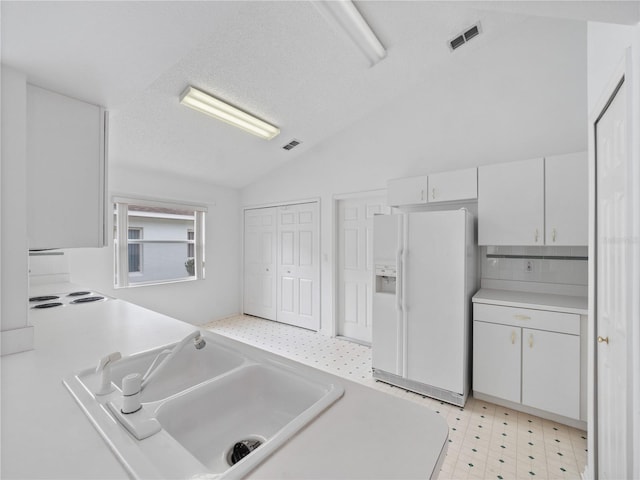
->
[27, 85, 107, 250]
[478, 152, 588, 246]
[387, 168, 477, 207]
[387, 175, 429, 206]
[428, 167, 477, 203]
[545, 152, 588, 246]
[479, 158, 544, 246]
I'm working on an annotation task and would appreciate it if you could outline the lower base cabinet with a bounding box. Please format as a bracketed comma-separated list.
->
[473, 321, 521, 404]
[522, 328, 580, 419]
[473, 303, 581, 421]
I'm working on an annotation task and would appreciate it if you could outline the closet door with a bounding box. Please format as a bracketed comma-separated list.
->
[277, 202, 320, 331]
[243, 207, 277, 320]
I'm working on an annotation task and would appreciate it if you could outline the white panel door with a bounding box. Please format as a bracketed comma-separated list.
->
[337, 196, 387, 343]
[472, 321, 521, 403]
[595, 76, 630, 479]
[243, 207, 277, 320]
[277, 202, 320, 331]
[522, 328, 580, 419]
[545, 152, 588, 245]
[478, 157, 544, 245]
[404, 210, 467, 394]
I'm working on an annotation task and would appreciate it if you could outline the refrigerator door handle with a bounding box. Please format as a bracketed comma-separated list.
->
[396, 248, 403, 312]
[401, 247, 408, 313]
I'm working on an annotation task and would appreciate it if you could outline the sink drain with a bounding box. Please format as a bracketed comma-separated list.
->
[226, 437, 264, 466]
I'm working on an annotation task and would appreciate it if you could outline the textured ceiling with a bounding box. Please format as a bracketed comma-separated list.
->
[2, 1, 637, 188]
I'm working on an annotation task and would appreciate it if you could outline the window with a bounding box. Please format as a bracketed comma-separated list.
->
[128, 228, 143, 273]
[187, 229, 195, 258]
[114, 197, 206, 288]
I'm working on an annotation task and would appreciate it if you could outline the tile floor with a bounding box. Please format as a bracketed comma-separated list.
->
[202, 315, 588, 480]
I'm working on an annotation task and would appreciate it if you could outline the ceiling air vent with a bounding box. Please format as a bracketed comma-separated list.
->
[449, 22, 482, 51]
[282, 139, 302, 151]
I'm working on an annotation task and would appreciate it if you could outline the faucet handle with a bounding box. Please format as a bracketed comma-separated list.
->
[95, 352, 122, 396]
[121, 373, 143, 414]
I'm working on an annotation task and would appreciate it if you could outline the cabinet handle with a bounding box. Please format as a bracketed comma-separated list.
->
[597, 336, 609, 344]
[266, 268, 270, 272]
[514, 314, 531, 321]
[529, 333, 534, 348]
[534, 229, 539, 243]
[552, 228, 557, 242]
[432, 188, 436, 200]
[421, 189, 425, 201]
[511, 331, 516, 345]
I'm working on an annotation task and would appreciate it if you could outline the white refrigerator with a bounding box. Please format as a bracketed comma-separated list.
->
[372, 209, 476, 406]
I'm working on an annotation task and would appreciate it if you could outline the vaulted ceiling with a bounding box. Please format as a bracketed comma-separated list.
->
[2, 1, 638, 188]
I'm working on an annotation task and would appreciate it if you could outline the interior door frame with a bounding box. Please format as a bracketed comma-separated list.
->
[588, 47, 640, 480]
[332, 189, 386, 339]
[241, 197, 321, 323]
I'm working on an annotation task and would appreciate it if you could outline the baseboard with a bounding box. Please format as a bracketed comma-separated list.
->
[473, 391, 587, 430]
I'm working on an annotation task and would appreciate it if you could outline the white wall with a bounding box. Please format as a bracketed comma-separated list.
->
[65, 165, 241, 326]
[0, 66, 33, 355]
[242, 20, 588, 336]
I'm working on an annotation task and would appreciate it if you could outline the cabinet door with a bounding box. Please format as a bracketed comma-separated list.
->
[522, 328, 580, 419]
[545, 152, 588, 245]
[478, 158, 544, 245]
[27, 85, 106, 249]
[387, 176, 428, 206]
[427, 167, 477, 203]
[473, 321, 521, 403]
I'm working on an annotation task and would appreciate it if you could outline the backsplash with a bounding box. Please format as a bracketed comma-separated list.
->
[481, 246, 588, 286]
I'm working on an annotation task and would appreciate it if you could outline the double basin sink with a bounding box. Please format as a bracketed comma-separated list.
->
[63, 333, 344, 479]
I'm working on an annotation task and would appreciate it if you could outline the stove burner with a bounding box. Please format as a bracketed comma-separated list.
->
[67, 291, 92, 297]
[70, 296, 104, 304]
[29, 295, 60, 302]
[32, 302, 63, 309]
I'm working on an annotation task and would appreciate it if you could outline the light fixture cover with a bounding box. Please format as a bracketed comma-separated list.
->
[179, 86, 280, 140]
[312, 0, 386, 66]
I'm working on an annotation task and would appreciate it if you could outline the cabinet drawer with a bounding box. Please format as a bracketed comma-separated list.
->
[473, 303, 579, 335]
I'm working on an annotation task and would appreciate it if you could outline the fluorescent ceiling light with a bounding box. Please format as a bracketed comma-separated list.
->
[312, 0, 386, 66]
[179, 86, 280, 140]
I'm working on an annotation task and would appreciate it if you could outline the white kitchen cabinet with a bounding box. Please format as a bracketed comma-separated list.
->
[545, 152, 588, 245]
[478, 157, 544, 245]
[473, 321, 521, 403]
[522, 328, 580, 419]
[27, 84, 107, 250]
[387, 176, 428, 206]
[472, 302, 582, 422]
[427, 167, 477, 203]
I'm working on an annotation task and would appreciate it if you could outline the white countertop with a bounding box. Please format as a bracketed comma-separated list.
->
[2, 288, 448, 479]
[472, 288, 588, 315]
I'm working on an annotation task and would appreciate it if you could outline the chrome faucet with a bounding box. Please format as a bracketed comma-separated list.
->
[120, 331, 206, 414]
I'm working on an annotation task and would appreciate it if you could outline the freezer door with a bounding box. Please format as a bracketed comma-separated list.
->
[372, 214, 402, 265]
[372, 214, 403, 375]
[404, 210, 468, 394]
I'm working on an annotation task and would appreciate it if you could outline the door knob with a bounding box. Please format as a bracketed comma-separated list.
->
[597, 336, 609, 344]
